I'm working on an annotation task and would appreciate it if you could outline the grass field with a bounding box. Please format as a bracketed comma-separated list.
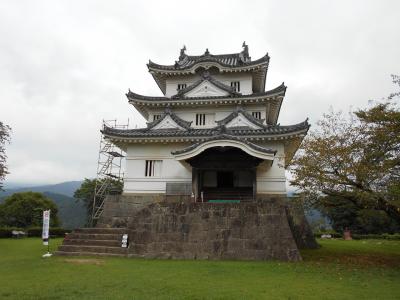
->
[0, 238, 399, 299]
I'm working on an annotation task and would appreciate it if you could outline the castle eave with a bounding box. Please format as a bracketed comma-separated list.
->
[102, 119, 310, 143]
[126, 83, 285, 103]
[127, 84, 286, 126]
[147, 54, 269, 73]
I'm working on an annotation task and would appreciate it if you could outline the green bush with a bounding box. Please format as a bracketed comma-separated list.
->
[0, 192, 60, 227]
[0, 227, 71, 238]
[352, 233, 400, 240]
[0, 227, 21, 238]
[313, 230, 400, 240]
[25, 227, 43, 237]
[26, 227, 71, 237]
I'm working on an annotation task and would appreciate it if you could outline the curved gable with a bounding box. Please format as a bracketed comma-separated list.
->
[151, 115, 185, 130]
[184, 80, 230, 98]
[172, 138, 276, 161]
[226, 113, 262, 129]
[146, 108, 192, 130]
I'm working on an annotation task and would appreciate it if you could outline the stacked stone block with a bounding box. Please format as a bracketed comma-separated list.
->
[125, 198, 302, 261]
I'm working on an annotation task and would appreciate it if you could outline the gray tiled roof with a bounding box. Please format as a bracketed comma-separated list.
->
[126, 83, 286, 103]
[171, 134, 277, 156]
[147, 44, 269, 72]
[102, 119, 309, 139]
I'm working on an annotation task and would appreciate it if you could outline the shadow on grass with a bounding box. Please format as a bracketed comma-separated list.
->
[301, 239, 400, 268]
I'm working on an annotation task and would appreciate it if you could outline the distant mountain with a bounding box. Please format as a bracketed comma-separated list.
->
[0, 181, 83, 198]
[3, 182, 28, 189]
[43, 192, 86, 229]
[0, 181, 86, 229]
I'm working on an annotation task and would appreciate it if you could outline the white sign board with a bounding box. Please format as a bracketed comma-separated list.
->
[122, 234, 128, 248]
[42, 210, 50, 245]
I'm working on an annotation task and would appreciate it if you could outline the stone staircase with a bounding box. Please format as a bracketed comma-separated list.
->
[56, 228, 129, 257]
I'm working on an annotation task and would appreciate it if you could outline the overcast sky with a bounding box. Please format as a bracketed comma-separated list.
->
[1, 0, 399, 186]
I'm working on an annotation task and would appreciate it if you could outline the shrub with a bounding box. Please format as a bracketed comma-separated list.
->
[0, 192, 60, 227]
[26, 227, 71, 237]
[0, 227, 71, 238]
[352, 233, 400, 240]
[313, 231, 400, 240]
[0, 227, 20, 238]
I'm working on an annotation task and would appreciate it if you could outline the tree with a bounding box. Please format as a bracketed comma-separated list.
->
[0, 192, 60, 227]
[0, 121, 11, 190]
[317, 192, 399, 234]
[290, 77, 400, 231]
[74, 178, 123, 225]
[74, 178, 96, 224]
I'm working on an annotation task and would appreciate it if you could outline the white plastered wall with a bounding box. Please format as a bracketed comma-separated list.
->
[124, 143, 192, 194]
[213, 73, 252, 95]
[148, 104, 267, 128]
[164, 74, 199, 98]
[123, 140, 287, 195]
[256, 141, 287, 194]
[164, 73, 253, 98]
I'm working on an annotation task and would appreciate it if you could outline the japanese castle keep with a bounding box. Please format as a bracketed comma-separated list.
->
[57, 44, 317, 260]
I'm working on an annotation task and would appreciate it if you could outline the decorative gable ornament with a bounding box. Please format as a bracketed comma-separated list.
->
[150, 115, 185, 130]
[225, 113, 262, 129]
[184, 81, 230, 98]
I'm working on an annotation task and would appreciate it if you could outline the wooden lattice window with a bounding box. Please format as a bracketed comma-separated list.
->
[230, 81, 240, 92]
[145, 160, 162, 177]
[177, 83, 187, 91]
[252, 111, 261, 119]
[196, 114, 206, 126]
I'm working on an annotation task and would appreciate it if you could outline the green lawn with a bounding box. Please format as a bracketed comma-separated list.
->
[0, 238, 399, 299]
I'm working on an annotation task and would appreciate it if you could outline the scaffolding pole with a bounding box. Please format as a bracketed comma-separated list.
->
[91, 119, 128, 225]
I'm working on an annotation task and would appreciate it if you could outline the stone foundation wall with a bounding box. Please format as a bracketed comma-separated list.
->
[285, 201, 320, 249]
[96, 194, 163, 228]
[97, 195, 317, 261]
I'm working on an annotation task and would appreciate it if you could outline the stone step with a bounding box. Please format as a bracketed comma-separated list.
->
[66, 233, 123, 240]
[74, 228, 127, 234]
[58, 245, 128, 255]
[62, 239, 121, 247]
[56, 227, 130, 257]
[55, 251, 126, 257]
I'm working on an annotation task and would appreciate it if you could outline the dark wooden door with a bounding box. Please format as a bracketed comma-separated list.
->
[217, 171, 234, 188]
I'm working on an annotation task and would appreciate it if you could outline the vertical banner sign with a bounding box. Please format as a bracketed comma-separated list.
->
[42, 210, 50, 246]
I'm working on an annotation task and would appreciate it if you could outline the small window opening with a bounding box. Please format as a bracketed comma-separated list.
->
[145, 160, 162, 177]
[230, 81, 240, 92]
[177, 83, 187, 91]
[195, 114, 206, 126]
[252, 111, 261, 119]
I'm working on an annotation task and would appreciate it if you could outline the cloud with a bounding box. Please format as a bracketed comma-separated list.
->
[1, 0, 399, 184]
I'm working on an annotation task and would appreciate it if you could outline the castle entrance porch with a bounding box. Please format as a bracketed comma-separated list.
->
[186, 147, 263, 202]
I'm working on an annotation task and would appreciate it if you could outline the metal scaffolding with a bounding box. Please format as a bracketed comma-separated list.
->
[91, 119, 128, 224]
